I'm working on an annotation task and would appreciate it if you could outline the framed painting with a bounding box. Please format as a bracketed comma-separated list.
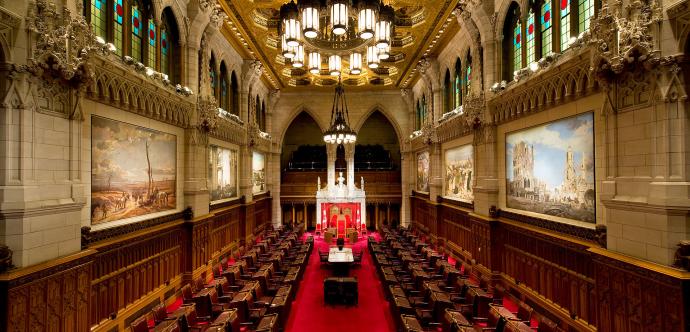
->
[209, 145, 238, 202]
[252, 151, 266, 194]
[416, 150, 430, 193]
[91, 116, 177, 225]
[444, 144, 474, 202]
[505, 112, 595, 223]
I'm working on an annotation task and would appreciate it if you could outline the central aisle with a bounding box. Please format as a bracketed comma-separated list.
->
[285, 233, 396, 332]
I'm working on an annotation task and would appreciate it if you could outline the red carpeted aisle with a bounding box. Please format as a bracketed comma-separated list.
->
[285, 232, 396, 332]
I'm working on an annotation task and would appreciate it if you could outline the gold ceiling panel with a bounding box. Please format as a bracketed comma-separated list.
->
[220, 0, 459, 90]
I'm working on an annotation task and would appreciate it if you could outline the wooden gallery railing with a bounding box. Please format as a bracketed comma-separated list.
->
[409, 194, 690, 332]
[0, 196, 272, 332]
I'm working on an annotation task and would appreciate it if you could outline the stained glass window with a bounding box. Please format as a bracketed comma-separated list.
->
[220, 65, 229, 111]
[454, 59, 462, 109]
[90, 0, 107, 39]
[541, 0, 552, 56]
[421, 95, 427, 126]
[466, 54, 472, 97]
[210, 56, 217, 97]
[416, 100, 421, 130]
[560, 0, 571, 51]
[148, 20, 156, 68]
[526, 10, 535, 64]
[578, 0, 594, 33]
[513, 20, 523, 73]
[131, 4, 143, 61]
[161, 28, 169, 75]
[113, 0, 124, 56]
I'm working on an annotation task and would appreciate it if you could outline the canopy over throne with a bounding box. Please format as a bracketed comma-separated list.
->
[316, 143, 366, 239]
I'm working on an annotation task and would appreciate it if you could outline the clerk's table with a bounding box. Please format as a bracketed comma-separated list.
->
[328, 247, 354, 276]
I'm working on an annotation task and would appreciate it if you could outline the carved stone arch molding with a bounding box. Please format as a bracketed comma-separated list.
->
[354, 104, 406, 149]
[160, 3, 189, 45]
[187, 11, 213, 50]
[276, 105, 324, 148]
[494, 0, 523, 41]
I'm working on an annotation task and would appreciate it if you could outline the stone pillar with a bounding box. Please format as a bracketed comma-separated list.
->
[183, 127, 210, 217]
[291, 204, 295, 224]
[239, 145, 253, 203]
[473, 125, 499, 216]
[428, 142, 443, 201]
[344, 142, 355, 189]
[326, 143, 337, 187]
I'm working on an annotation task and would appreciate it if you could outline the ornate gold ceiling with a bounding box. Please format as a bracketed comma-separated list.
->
[220, 0, 459, 90]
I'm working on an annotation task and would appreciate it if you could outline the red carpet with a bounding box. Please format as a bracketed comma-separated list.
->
[285, 233, 396, 332]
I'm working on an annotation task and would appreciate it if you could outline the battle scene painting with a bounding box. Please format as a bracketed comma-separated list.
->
[506, 112, 595, 223]
[416, 151, 430, 193]
[445, 145, 474, 202]
[91, 116, 177, 225]
[209, 145, 238, 202]
[253, 151, 266, 194]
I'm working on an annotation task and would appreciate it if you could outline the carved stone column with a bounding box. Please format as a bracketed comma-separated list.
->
[473, 124, 498, 216]
[428, 142, 443, 201]
[326, 143, 337, 187]
[184, 127, 210, 217]
[344, 142, 355, 190]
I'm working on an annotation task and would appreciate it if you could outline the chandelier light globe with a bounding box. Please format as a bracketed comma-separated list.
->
[300, 1, 319, 39]
[281, 35, 296, 58]
[280, 1, 301, 47]
[367, 46, 379, 69]
[308, 52, 321, 74]
[349, 53, 362, 75]
[375, 5, 394, 49]
[329, 54, 342, 76]
[293, 45, 305, 68]
[330, 0, 349, 36]
[357, 0, 378, 40]
[378, 45, 390, 60]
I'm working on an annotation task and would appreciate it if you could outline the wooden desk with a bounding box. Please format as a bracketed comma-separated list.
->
[256, 313, 279, 332]
[506, 320, 534, 332]
[400, 314, 424, 332]
[444, 308, 472, 327]
[152, 319, 179, 332]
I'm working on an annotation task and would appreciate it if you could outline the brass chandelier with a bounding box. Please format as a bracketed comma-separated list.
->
[323, 79, 357, 144]
[279, 0, 394, 78]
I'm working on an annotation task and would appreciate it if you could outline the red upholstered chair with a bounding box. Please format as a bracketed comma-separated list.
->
[129, 315, 150, 332]
[179, 306, 212, 332]
[515, 302, 534, 325]
[182, 284, 196, 305]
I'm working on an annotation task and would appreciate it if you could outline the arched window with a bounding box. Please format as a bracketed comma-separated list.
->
[416, 100, 421, 130]
[130, 1, 144, 62]
[560, 0, 571, 50]
[231, 71, 239, 115]
[454, 59, 462, 109]
[88, 0, 107, 39]
[255, 96, 262, 128]
[503, 2, 523, 79]
[578, 0, 594, 32]
[421, 94, 427, 126]
[209, 53, 218, 99]
[541, 0, 553, 56]
[465, 51, 472, 97]
[443, 70, 451, 113]
[526, 9, 536, 64]
[220, 62, 229, 111]
[261, 101, 266, 131]
[147, 18, 157, 68]
[84, 1, 181, 81]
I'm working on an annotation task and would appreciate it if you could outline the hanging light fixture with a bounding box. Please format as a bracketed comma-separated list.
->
[366, 46, 379, 68]
[329, 54, 342, 76]
[378, 45, 390, 60]
[281, 34, 296, 58]
[375, 5, 393, 49]
[358, 0, 378, 40]
[300, 0, 320, 39]
[349, 53, 362, 74]
[330, 0, 349, 36]
[280, 1, 301, 47]
[308, 52, 321, 74]
[323, 78, 357, 145]
[292, 45, 305, 67]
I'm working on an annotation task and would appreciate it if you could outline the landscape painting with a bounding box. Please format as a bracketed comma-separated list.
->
[506, 112, 595, 223]
[416, 151, 430, 193]
[91, 116, 177, 225]
[253, 151, 266, 194]
[209, 145, 238, 202]
[445, 145, 474, 202]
